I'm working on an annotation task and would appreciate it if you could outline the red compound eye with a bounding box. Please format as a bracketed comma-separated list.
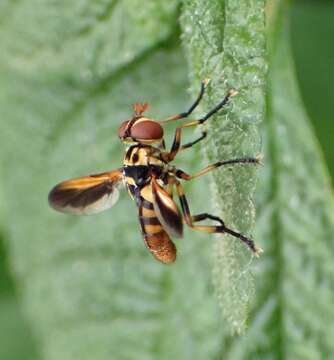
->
[130, 119, 163, 140]
[118, 121, 130, 139]
[118, 118, 163, 141]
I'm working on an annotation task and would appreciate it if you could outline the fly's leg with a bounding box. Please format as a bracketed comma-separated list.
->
[159, 79, 209, 124]
[158, 139, 166, 150]
[170, 156, 261, 180]
[162, 89, 237, 162]
[179, 131, 207, 151]
[165, 173, 174, 197]
[171, 177, 262, 256]
[191, 213, 263, 256]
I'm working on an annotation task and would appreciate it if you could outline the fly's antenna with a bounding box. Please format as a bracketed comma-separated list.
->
[133, 102, 150, 117]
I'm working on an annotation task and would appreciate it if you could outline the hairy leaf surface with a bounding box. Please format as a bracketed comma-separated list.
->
[0, 1, 224, 359]
[181, 0, 266, 333]
[0, 0, 334, 359]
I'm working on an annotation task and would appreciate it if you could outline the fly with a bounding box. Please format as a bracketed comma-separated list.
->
[48, 80, 263, 264]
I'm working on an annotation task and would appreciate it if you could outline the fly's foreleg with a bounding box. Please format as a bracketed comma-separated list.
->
[159, 80, 209, 124]
[162, 88, 237, 162]
[179, 131, 207, 151]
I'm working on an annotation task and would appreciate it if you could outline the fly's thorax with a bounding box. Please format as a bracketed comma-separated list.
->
[123, 145, 163, 167]
[123, 145, 167, 192]
[123, 164, 165, 189]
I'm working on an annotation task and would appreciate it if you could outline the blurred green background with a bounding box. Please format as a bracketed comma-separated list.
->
[0, 0, 333, 359]
[291, 0, 334, 182]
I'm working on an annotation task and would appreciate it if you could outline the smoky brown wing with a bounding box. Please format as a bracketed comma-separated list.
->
[151, 178, 183, 238]
[48, 169, 124, 215]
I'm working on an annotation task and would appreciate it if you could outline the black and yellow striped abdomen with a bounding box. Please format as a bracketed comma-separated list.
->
[138, 197, 176, 264]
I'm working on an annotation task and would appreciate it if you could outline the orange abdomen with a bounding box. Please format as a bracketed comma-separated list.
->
[138, 200, 176, 264]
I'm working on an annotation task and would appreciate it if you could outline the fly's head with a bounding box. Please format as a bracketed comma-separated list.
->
[118, 102, 164, 145]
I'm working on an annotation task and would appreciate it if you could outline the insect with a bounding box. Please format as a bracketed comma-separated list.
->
[48, 80, 263, 264]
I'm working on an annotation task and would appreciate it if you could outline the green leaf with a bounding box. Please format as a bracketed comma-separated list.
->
[0, 1, 179, 78]
[181, 0, 266, 333]
[1, 0, 334, 359]
[0, 234, 39, 360]
[247, 2, 334, 358]
[182, 0, 334, 356]
[217, 0, 334, 357]
[0, 1, 225, 359]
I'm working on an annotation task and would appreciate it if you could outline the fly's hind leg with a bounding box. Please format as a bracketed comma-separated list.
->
[171, 177, 263, 256]
[190, 213, 263, 256]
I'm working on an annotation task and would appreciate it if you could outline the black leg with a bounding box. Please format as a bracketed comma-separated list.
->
[159, 80, 209, 124]
[197, 89, 237, 124]
[161, 89, 238, 162]
[171, 177, 263, 256]
[170, 156, 260, 180]
[180, 131, 207, 151]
